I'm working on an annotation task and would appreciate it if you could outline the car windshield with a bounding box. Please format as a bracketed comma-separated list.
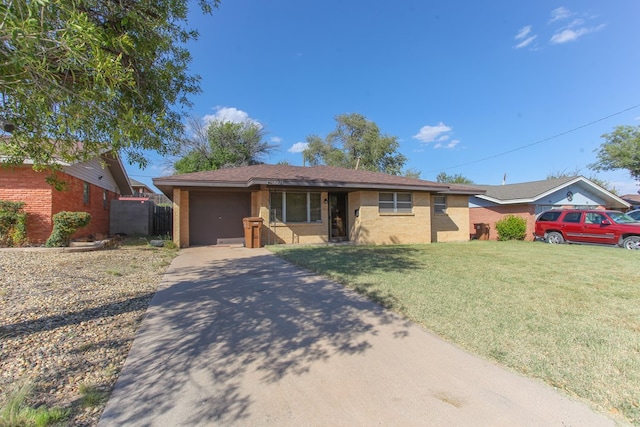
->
[608, 212, 639, 224]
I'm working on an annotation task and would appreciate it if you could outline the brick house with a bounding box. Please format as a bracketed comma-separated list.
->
[153, 164, 485, 248]
[468, 176, 630, 241]
[0, 153, 133, 244]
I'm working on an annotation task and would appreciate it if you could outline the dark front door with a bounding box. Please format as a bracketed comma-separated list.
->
[329, 193, 348, 241]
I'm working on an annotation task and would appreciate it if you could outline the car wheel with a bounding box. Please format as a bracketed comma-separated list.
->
[622, 236, 640, 250]
[546, 231, 564, 244]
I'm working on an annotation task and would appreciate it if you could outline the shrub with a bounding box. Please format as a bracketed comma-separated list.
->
[0, 200, 27, 247]
[45, 211, 92, 247]
[495, 215, 527, 241]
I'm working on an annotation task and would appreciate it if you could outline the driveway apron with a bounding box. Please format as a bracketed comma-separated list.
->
[99, 246, 614, 427]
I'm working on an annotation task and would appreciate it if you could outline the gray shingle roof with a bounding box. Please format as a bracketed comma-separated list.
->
[477, 176, 577, 201]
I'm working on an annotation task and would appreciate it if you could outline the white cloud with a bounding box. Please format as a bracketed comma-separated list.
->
[549, 7, 572, 23]
[515, 25, 532, 40]
[413, 122, 452, 143]
[550, 24, 604, 44]
[513, 25, 538, 49]
[288, 142, 308, 153]
[270, 136, 283, 144]
[515, 35, 537, 49]
[203, 106, 261, 127]
[434, 139, 460, 150]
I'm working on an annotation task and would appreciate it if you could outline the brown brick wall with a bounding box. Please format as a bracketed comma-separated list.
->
[469, 205, 537, 241]
[0, 166, 116, 244]
[0, 166, 53, 244]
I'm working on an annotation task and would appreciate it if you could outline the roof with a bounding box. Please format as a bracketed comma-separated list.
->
[475, 176, 629, 207]
[621, 193, 640, 204]
[130, 178, 156, 193]
[1, 137, 133, 195]
[153, 164, 486, 198]
[101, 153, 133, 196]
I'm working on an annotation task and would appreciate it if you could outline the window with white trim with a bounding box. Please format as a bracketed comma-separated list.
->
[434, 195, 447, 214]
[270, 191, 322, 223]
[378, 192, 412, 213]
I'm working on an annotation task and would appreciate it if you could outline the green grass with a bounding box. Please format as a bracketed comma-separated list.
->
[270, 240, 640, 425]
[0, 383, 68, 427]
[78, 384, 107, 408]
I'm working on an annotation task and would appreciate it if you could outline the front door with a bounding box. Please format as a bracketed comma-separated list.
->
[329, 193, 348, 241]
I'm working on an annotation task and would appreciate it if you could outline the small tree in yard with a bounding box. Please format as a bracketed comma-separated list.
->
[46, 212, 91, 247]
[495, 215, 527, 241]
[0, 200, 27, 246]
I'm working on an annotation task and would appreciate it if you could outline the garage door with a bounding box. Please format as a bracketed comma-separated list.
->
[189, 191, 251, 246]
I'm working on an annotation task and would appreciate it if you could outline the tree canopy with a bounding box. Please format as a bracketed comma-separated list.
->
[302, 113, 407, 175]
[435, 172, 474, 184]
[0, 0, 219, 169]
[589, 125, 640, 181]
[173, 117, 275, 174]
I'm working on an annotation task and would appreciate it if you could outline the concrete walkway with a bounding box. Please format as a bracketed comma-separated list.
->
[99, 246, 615, 427]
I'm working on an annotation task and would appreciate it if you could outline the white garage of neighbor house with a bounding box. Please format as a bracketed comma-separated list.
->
[153, 164, 486, 248]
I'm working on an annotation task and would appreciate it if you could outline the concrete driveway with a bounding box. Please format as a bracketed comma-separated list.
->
[99, 246, 615, 426]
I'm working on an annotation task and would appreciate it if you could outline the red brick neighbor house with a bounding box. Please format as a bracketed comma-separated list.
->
[0, 153, 133, 244]
[153, 164, 485, 248]
[468, 176, 630, 241]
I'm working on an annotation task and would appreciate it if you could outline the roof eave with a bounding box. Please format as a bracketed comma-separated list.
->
[102, 153, 133, 196]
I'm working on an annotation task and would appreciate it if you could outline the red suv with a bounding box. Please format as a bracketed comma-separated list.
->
[534, 209, 640, 249]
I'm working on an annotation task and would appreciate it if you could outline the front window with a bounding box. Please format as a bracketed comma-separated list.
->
[434, 195, 447, 214]
[83, 182, 90, 205]
[379, 192, 413, 213]
[270, 191, 322, 223]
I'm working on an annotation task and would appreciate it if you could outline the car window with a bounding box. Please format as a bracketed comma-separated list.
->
[584, 213, 605, 224]
[538, 211, 562, 221]
[628, 211, 640, 220]
[608, 212, 638, 224]
[562, 212, 582, 223]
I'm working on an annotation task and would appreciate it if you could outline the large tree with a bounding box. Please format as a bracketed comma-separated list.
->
[0, 0, 219, 169]
[435, 172, 474, 184]
[173, 117, 275, 174]
[302, 113, 407, 175]
[589, 125, 640, 181]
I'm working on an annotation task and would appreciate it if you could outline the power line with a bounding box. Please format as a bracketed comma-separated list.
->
[424, 103, 640, 174]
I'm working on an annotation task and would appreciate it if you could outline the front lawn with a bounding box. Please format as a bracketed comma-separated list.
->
[270, 241, 640, 425]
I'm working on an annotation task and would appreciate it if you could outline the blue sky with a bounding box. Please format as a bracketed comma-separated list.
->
[128, 0, 640, 196]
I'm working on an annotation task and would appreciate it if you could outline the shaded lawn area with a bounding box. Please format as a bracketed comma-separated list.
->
[269, 241, 640, 425]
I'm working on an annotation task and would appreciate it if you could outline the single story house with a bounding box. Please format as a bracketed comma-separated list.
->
[0, 153, 133, 244]
[153, 164, 485, 247]
[469, 176, 630, 241]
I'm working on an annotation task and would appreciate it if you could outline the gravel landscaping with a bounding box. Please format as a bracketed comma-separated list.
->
[0, 242, 177, 426]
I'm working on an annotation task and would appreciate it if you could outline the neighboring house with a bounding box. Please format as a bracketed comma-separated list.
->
[130, 178, 156, 196]
[153, 164, 485, 248]
[621, 193, 640, 210]
[469, 176, 630, 241]
[0, 153, 133, 244]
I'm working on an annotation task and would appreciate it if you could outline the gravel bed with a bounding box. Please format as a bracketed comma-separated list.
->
[0, 243, 177, 426]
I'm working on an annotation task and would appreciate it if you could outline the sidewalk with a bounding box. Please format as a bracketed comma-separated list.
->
[99, 246, 615, 426]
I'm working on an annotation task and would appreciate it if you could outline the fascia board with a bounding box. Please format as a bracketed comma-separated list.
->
[475, 195, 535, 204]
